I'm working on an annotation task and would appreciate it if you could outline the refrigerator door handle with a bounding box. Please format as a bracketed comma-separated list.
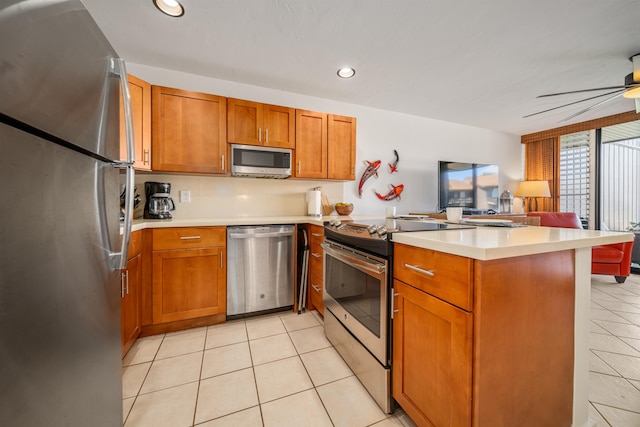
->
[109, 58, 135, 270]
[110, 164, 134, 269]
[112, 58, 135, 166]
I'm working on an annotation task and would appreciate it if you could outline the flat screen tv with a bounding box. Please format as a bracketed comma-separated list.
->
[438, 161, 499, 211]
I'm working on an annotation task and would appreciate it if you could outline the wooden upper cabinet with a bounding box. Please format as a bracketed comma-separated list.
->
[295, 110, 327, 179]
[227, 98, 295, 149]
[120, 74, 151, 170]
[151, 86, 227, 174]
[327, 114, 356, 180]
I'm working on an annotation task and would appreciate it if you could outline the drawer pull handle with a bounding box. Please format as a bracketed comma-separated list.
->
[311, 284, 321, 292]
[311, 233, 322, 237]
[180, 236, 201, 240]
[311, 252, 321, 258]
[404, 263, 435, 277]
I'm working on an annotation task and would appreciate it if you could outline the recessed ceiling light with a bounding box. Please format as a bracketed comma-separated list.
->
[153, 0, 184, 17]
[337, 67, 356, 79]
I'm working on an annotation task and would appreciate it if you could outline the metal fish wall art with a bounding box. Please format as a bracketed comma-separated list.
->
[388, 150, 399, 173]
[375, 183, 404, 201]
[358, 160, 381, 197]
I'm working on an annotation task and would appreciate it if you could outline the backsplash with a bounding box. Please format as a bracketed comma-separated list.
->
[126, 172, 345, 219]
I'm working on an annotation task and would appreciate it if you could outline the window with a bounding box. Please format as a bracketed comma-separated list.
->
[600, 122, 640, 231]
[559, 131, 591, 223]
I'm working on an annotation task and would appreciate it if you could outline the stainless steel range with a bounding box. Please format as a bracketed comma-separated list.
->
[322, 218, 472, 413]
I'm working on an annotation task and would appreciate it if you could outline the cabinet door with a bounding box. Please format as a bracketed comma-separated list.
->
[308, 274, 324, 316]
[120, 75, 151, 170]
[263, 104, 295, 149]
[392, 279, 472, 427]
[152, 86, 227, 174]
[327, 114, 356, 180]
[152, 248, 226, 323]
[295, 110, 327, 178]
[227, 98, 262, 146]
[121, 254, 141, 357]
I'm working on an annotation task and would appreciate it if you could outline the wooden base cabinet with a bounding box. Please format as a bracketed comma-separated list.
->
[151, 227, 226, 324]
[306, 224, 325, 315]
[122, 230, 142, 357]
[393, 243, 575, 427]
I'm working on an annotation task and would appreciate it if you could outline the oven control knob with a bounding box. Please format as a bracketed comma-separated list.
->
[377, 225, 387, 236]
[367, 225, 377, 234]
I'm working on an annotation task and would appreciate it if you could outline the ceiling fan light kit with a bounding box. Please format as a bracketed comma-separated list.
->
[526, 52, 640, 120]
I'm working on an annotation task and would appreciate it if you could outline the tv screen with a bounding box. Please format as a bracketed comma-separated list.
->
[438, 161, 499, 211]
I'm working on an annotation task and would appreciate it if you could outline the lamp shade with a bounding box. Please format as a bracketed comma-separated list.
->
[514, 180, 551, 198]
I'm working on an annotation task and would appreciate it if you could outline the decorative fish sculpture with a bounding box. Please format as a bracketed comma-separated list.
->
[389, 150, 399, 173]
[375, 183, 405, 201]
[358, 160, 381, 197]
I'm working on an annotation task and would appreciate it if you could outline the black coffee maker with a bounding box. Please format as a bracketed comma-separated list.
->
[144, 182, 176, 219]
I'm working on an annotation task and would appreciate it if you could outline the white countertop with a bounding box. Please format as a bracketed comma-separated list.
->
[128, 215, 348, 232]
[126, 214, 391, 232]
[391, 225, 634, 260]
[125, 216, 634, 261]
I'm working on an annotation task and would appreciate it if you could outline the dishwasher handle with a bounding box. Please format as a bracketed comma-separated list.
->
[228, 230, 295, 239]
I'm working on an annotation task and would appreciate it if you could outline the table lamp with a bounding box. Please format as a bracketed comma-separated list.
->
[514, 180, 551, 212]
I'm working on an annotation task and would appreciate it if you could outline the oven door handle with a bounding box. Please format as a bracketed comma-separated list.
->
[321, 242, 386, 275]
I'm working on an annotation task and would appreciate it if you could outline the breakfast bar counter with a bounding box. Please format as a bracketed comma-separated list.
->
[391, 224, 633, 261]
[391, 226, 634, 427]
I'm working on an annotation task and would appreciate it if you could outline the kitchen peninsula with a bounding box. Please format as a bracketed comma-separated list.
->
[125, 217, 632, 427]
[391, 226, 634, 427]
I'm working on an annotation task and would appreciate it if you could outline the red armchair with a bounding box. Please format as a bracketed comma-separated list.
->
[527, 212, 635, 283]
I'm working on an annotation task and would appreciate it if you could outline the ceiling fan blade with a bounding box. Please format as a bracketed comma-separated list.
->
[536, 86, 631, 97]
[560, 91, 624, 122]
[523, 90, 624, 118]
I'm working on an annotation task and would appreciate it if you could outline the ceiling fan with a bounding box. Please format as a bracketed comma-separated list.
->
[524, 52, 640, 122]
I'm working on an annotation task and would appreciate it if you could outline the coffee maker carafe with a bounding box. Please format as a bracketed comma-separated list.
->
[144, 182, 175, 219]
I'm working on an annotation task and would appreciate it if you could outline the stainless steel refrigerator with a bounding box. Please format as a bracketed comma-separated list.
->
[0, 0, 135, 425]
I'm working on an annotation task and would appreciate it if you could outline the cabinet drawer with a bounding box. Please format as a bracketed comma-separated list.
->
[152, 227, 226, 250]
[309, 274, 324, 315]
[394, 243, 473, 311]
[128, 230, 143, 259]
[309, 242, 324, 278]
[308, 225, 325, 246]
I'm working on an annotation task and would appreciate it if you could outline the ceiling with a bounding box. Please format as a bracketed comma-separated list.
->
[82, 0, 640, 137]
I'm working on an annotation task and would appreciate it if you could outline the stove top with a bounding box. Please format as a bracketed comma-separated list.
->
[324, 218, 474, 256]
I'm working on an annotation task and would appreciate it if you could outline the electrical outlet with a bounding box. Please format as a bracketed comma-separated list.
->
[180, 190, 191, 203]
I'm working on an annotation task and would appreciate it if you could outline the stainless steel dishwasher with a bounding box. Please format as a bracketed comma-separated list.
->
[226, 224, 295, 316]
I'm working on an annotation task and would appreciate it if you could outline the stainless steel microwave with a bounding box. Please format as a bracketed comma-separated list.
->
[230, 144, 292, 178]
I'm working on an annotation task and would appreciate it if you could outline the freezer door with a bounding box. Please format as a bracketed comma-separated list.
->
[0, 0, 121, 161]
[0, 123, 122, 427]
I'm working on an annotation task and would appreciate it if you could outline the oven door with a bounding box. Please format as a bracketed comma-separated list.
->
[321, 240, 389, 366]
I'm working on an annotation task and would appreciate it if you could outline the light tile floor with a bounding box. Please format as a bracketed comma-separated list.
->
[122, 310, 416, 427]
[123, 273, 640, 427]
[589, 273, 640, 426]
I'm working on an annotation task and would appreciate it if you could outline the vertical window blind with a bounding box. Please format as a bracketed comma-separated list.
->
[559, 131, 590, 221]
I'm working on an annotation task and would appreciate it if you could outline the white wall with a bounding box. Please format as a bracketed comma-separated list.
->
[127, 63, 522, 218]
